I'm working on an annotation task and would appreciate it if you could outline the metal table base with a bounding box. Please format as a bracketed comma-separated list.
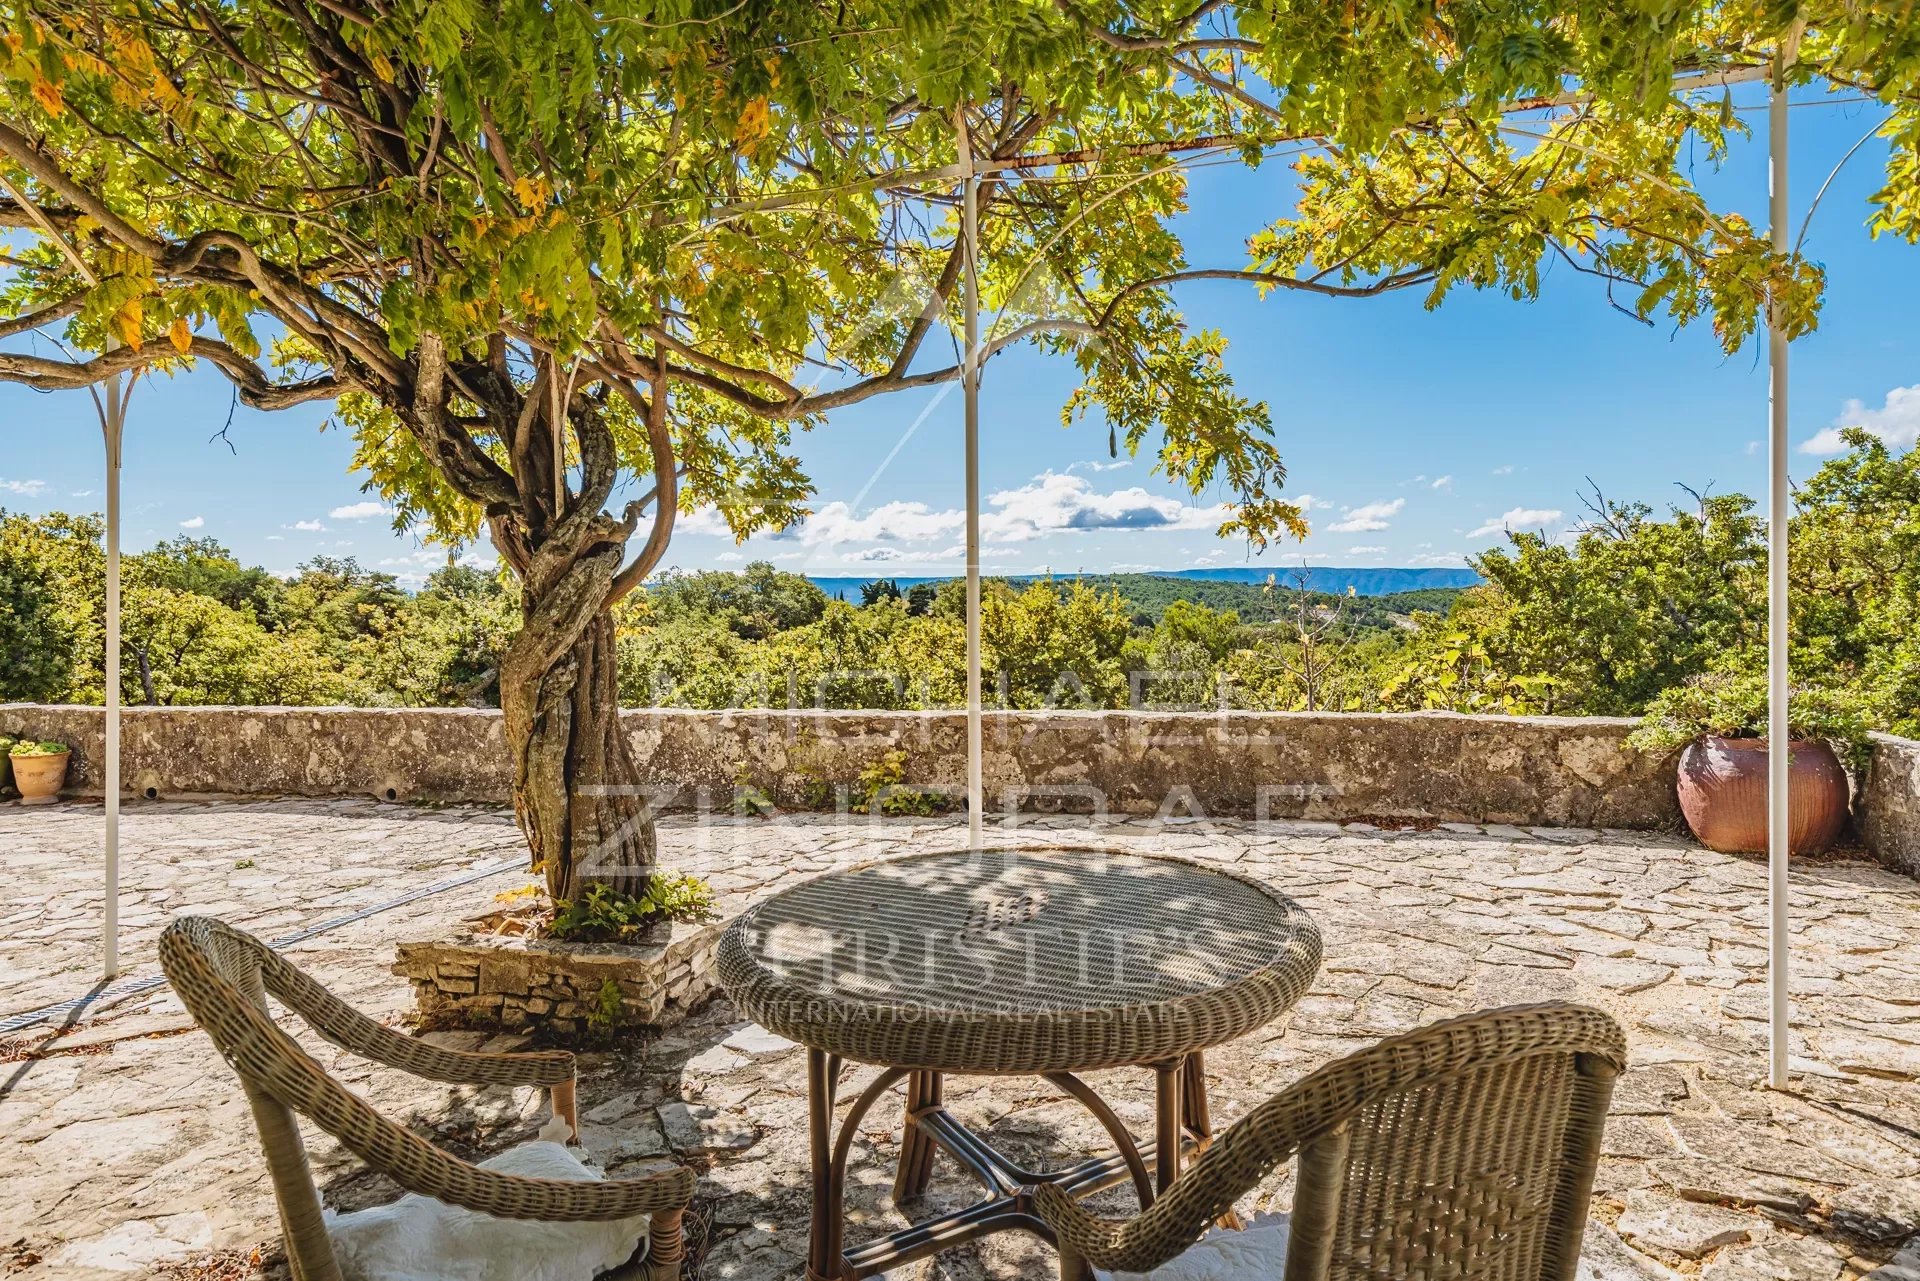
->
[806, 1049, 1219, 1281]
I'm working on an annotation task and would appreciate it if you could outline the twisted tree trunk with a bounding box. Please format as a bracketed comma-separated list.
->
[501, 601, 655, 906]
[483, 349, 677, 919]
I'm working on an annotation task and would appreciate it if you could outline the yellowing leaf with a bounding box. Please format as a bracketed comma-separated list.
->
[29, 74, 63, 116]
[113, 299, 144, 351]
[512, 175, 551, 208]
[370, 51, 394, 81]
[168, 316, 192, 355]
[733, 97, 770, 151]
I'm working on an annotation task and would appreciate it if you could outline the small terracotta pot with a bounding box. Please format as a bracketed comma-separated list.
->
[12, 751, 69, 806]
[1675, 736, 1849, 855]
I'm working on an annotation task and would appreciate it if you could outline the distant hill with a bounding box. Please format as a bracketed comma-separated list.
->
[1045, 574, 1465, 626]
[807, 565, 1480, 600]
[1146, 566, 1482, 595]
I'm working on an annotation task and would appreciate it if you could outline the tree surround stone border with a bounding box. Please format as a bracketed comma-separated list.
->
[393, 923, 722, 1036]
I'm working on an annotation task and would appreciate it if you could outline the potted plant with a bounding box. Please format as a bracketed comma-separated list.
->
[10, 740, 72, 806]
[1630, 672, 1865, 855]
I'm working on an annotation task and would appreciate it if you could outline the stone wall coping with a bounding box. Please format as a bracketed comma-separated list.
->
[3, 702, 1916, 872]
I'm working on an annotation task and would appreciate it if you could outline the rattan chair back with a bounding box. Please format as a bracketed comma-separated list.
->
[1038, 1003, 1626, 1280]
[159, 916, 694, 1281]
[162, 916, 347, 1281]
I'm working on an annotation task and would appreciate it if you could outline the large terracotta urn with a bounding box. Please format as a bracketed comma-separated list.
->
[1675, 736, 1849, 855]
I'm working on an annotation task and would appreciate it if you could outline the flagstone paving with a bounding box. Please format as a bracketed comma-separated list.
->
[4, 801, 1920, 1280]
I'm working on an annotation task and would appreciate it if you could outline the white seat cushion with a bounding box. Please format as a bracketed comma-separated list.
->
[323, 1125, 648, 1281]
[1096, 1214, 1292, 1280]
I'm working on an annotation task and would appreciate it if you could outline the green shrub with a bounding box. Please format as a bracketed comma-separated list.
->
[585, 977, 625, 1039]
[9, 740, 67, 756]
[730, 760, 775, 816]
[547, 876, 719, 943]
[1629, 669, 1871, 771]
[851, 748, 951, 816]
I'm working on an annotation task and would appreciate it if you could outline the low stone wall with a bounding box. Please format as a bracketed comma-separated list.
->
[0, 702, 1681, 827]
[0, 704, 507, 802]
[1860, 732, 1920, 877]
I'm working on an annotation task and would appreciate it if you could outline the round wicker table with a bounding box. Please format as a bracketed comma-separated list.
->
[715, 845, 1322, 1280]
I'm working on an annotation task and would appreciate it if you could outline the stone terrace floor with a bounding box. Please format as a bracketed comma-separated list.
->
[4, 801, 1920, 1281]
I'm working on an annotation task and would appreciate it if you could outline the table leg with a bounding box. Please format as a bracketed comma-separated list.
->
[807, 1049, 845, 1281]
[1181, 1051, 1211, 1148]
[1153, 1060, 1184, 1194]
[1180, 1052, 1245, 1230]
[893, 1070, 943, 1205]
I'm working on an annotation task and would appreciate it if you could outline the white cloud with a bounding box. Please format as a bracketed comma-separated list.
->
[1800, 384, 1920, 456]
[717, 472, 1241, 555]
[1409, 551, 1470, 567]
[983, 473, 1229, 542]
[1491, 464, 1515, 476]
[1745, 440, 1762, 456]
[1291, 493, 1333, 511]
[1326, 498, 1405, 533]
[329, 500, 392, 520]
[1430, 475, 1454, 491]
[179, 516, 205, 529]
[797, 499, 964, 546]
[266, 534, 284, 541]
[674, 506, 734, 537]
[289, 519, 327, 532]
[783, 474, 1229, 548]
[844, 546, 907, 563]
[1068, 458, 1133, 474]
[1347, 545, 1387, 555]
[0, 478, 46, 496]
[714, 551, 743, 563]
[1467, 507, 1563, 540]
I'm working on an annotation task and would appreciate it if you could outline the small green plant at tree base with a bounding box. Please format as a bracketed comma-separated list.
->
[8, 740, 68, 756]
[851, 749, 951, 817]
[585, 977, 626, 1039]
[729, 760, 775, 817]
[547, 876, 719, 944]
[1629, 669, 1872, 773]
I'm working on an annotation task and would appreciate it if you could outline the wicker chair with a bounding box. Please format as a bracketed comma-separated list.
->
[1036, 1003, 1626, 1281]
[158, 916, 694, 1281]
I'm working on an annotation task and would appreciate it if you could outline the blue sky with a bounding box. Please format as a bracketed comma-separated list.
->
[4, 85, 1916, 585]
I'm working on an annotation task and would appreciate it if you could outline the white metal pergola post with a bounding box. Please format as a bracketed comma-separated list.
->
[1765, 36, 1800, 1089]
[0, 170, 128, 981]
[101, 368, 126, 979]
[959, 114, 985, 851]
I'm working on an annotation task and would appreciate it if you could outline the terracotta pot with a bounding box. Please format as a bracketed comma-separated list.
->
[12, 751, 69, 806]
[1675, 736, 1849, 855]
